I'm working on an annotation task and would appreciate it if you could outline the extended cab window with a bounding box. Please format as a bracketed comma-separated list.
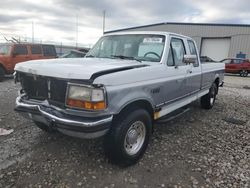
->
[42, 45, 56, 57]
[188, 40, 199, 67]
[31, 45, 42, 54]
[167, 38, 186, 66]
[13, 45, 28, 55]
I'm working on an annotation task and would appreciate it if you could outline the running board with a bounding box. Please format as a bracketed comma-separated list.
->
[156, 106, 190, 124]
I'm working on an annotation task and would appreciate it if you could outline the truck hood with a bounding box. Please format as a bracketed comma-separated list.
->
[14, 58, 148, 80]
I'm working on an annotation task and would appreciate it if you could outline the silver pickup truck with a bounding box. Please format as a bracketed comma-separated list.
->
[14, 31, 224, 165]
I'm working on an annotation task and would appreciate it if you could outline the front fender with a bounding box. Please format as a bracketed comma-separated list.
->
[106, 85, 155, 115]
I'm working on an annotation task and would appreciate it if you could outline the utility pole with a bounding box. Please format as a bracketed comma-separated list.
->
[103, 10, 106, 34]
[32, 21, 34, 43]
[76, 14, 78, 48]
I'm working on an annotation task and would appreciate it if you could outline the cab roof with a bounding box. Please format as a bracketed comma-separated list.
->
[104, 31, 193, 40]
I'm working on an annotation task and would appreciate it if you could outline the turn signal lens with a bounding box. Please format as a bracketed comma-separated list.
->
[92, 101, 106, 110]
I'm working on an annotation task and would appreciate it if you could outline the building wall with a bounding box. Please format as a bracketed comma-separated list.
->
[109, 23, 250, 59]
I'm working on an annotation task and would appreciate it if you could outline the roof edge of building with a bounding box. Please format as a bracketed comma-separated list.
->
[105, 22, 250, 34]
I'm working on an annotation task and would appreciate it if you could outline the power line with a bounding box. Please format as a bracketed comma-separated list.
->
[103, 10, 106, 34]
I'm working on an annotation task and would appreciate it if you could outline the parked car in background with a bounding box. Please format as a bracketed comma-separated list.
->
[200, 56, 215, 63]
[0, 43, 57, 81]
[60, 49, 87, 58]
[14, 31, 224, 165]
[220, 58, 250, 77]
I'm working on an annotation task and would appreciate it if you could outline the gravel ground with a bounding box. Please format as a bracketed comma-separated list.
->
[0, 75, 249, 188]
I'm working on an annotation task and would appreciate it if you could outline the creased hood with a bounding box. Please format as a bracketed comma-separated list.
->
[14, 58, 147, 80]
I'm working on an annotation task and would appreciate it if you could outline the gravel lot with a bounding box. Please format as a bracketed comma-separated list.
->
[0, 74, 249, 188]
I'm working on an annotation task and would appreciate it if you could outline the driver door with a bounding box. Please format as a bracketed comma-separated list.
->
[163, 37, 190, 104]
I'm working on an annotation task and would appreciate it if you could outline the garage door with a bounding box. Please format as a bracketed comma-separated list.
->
[201, 38, 231, 61]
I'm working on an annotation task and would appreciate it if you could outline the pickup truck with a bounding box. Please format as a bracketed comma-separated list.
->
[14, 31, 224, 165]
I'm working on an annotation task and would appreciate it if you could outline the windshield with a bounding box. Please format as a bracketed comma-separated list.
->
[0, 45, 11, 55]
[86, 34, 165, 62]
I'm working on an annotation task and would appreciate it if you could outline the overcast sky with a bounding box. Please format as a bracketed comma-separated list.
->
[0, 0, 249, 46]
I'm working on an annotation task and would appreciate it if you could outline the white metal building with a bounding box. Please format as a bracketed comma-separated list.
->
[105, 22, 250, 61]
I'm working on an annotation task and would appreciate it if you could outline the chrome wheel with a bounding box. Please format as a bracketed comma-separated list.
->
[243, 70, 248, 77]
[124, 121, 146, 156]
[240, 70, 248, 77]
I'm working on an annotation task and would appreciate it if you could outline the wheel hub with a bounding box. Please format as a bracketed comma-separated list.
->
[127, 129, 139, 145]
[124, 121, 146, 155]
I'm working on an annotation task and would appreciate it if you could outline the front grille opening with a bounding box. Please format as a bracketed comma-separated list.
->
[20, 74, 67, 108]
[22, 76, 48, 100]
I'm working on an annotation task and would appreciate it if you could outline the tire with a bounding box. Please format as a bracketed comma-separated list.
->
[240, 70, 248, 77]
[104, 108, 152, 166]
[200, 83, 217, 110]
[34, 121, 55, 133]
[0, 67, 5, 82]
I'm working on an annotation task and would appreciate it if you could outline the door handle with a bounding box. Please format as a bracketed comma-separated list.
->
[187, 70, 192, 74]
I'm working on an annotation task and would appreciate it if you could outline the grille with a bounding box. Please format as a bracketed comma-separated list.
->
[21, 74, 67, 107]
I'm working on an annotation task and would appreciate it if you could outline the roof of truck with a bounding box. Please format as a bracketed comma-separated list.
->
[105, 22, 250, 34]
[104, 31, 193, 40]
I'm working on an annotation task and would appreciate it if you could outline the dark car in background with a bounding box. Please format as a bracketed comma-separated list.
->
[60, 49, 87, 58]
[220, 58, 250, 77]
[200, 56, 215, 63]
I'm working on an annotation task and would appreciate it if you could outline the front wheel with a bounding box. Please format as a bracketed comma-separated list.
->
[240, 70, 248, 77]
[200, 83, 217, 109]
[104, 108, 152, 166]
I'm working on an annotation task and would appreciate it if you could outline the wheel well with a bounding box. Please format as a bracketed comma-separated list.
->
[116, 100, 154, 120]
[214, 77, 219, 94]
[215, 78, 219, 88]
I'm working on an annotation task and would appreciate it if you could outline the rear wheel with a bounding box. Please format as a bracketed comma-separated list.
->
[0, 67, 5, 82]
[200, 83, 217, 109]
[240, 70, 248, 77]
[104, 108, 152, 166]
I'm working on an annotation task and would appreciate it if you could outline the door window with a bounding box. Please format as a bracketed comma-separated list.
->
[188, 40, 199, 67]
[13, 45, 28, 55]
[42, 45, 56, 56]
[167, 45, 174, 66]
[167, 38, 186, 66]
[31, 45, 42, 54]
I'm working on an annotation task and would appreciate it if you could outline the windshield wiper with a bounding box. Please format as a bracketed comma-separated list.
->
[111, 55, 142, 63]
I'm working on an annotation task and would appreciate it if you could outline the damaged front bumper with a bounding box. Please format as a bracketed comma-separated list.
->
[15, 95, 113, 139]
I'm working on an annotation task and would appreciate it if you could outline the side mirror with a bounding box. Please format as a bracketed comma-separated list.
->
[184, 55, 197, 64]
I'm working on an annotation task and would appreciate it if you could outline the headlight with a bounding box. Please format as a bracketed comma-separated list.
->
[66, 84, 106, 110]
[68, 85, 91, 101]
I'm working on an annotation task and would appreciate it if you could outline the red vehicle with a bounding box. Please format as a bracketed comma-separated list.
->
[220, 58, 250, 77]
[0, 43, 57, 81]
